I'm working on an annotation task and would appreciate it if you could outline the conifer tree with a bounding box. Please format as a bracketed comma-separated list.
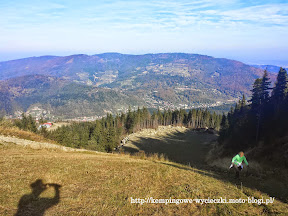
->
[27, 115, 37, 132]
[219, 114, 229, 140]
[272, 67, 287, 103]
[250, 78, 262, 110]
[260, 70, 271, 104]
[125, 107, 135, 133]
[187, 110, 193, 127]
[157, 108, 163, 125]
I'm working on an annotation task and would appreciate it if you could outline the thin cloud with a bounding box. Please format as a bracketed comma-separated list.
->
[0, 0, 287, 64]
[75, 1, 288, 31]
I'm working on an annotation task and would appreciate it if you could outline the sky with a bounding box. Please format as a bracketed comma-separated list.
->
[0, 0, 287, 65]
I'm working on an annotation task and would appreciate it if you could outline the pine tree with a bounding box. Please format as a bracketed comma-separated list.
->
[272, 67, 287, 103]
[250, 78, 262, 110]
[157, 108, 163, 125]
[125, 108, 136, 133]
[151, 111, 158, 128]
[142, 107, 150, 128]
[219, 114, 229, 140]
[21, 113, 28, 130]
[227, 107, 234, 127]
[260, 70, 271, 104]
[27, 115, 37, 132]
[187, 110, 193, 127]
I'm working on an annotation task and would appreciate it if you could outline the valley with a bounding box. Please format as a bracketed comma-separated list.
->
[0, 53, 275, 120]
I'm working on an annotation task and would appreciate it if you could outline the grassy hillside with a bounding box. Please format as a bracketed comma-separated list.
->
[123, 126, 215, 167]
[123, 126, 288, 204]
[0, 120, 55, 143]
[1, 139, 287, 215]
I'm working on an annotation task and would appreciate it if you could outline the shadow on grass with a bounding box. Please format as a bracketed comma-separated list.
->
[15, 179, 61, 216]
[123, 129, 215, 167]
[123, 129, 288, 203]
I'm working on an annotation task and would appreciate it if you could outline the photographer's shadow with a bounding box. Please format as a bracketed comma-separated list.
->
[15, 179, 61, 216]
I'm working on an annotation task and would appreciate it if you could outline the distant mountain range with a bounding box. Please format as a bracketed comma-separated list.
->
[251, 64, 288, 73]
[0, 53, 275, 119]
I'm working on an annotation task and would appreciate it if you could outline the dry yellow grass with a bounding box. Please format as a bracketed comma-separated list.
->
[0, 125, 55, 143]
[1, 143, 287, 216]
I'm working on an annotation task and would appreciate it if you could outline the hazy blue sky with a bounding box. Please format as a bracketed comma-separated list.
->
[0, 0, 287, 65]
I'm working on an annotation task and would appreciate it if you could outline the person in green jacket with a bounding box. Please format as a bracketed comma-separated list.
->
[229, 151, 249, 178]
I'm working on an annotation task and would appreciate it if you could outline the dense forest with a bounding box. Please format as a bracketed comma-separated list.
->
[219, 67, 288, 161]
[45, 108, 222, 151]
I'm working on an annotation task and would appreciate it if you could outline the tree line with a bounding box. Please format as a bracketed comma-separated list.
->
[45, 108, 222, 152]
[219, 67, 288, 152]
[14, 113, 38, 132]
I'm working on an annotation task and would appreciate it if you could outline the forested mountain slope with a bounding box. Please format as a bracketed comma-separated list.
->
[0, 53, 276, 118]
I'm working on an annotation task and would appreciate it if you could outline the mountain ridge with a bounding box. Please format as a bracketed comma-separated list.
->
[0, 53, 276, 119]
[251, 64, 288, 73]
